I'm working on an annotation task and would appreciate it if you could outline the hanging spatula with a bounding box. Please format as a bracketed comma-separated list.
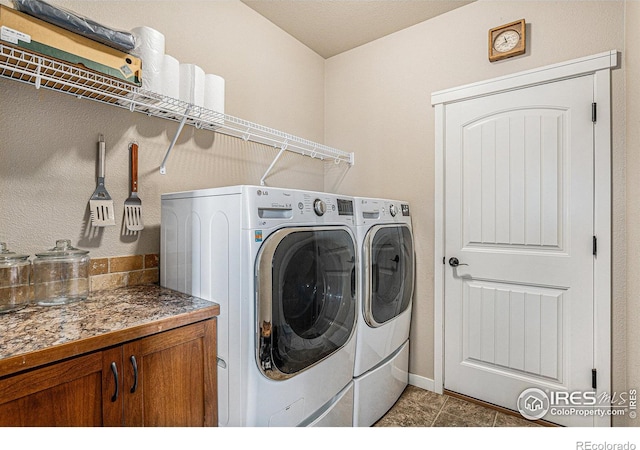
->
[124, 142, 144, 231]
[89, 135, 116, 227]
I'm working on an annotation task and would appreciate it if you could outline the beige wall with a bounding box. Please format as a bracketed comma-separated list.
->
[1, 0, 637, 427]
[0, 0, 328, 258]
[324, 0, 630, 424]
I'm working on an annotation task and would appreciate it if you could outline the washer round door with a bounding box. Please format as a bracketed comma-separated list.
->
[364, 224, 414, 327]
[256, 227, 357, 380]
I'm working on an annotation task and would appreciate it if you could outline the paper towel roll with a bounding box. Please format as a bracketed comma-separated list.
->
[179, 63, 205, 106]
[131, 26, 165, 93]
[161, 54, 180, 99]
[204, 73, 225, 116]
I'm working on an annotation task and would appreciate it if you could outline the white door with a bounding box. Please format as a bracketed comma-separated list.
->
[443, 75, 595, 426]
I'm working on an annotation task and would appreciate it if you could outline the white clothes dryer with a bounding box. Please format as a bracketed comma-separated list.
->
[161, 185, 358, 427]
[352, 197, 415, 427]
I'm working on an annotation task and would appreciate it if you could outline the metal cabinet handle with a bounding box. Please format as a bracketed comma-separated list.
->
[110, 362, 119, 402]
[448, 257, 469, 268]
[130, 355, 138, 394]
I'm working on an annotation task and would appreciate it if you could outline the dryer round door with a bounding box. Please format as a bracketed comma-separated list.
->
[256, 227, 357, 380]
[364, 224, 414, 327]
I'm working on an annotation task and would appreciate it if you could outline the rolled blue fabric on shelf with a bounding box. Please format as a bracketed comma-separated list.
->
[11, 0, 136, 52]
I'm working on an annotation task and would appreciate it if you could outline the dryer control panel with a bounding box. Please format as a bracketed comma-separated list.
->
[355, 197, 412, 227]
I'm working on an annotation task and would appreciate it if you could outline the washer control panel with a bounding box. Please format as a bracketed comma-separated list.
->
[337, 198, 354, 216]
[251, 187, 355, 226]
[313, 198, 327, 216]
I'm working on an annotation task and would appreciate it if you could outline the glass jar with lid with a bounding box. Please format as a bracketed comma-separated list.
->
[33, 239, 90, 306]
[0, 242, 31, 313]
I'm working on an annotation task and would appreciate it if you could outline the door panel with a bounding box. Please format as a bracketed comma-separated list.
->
[444, 75, 594, 426]
[0, 353, 105, 426]
[462, 280, 564, 382]
[464, 110, 565, 250]
[124, 321, 215, 427]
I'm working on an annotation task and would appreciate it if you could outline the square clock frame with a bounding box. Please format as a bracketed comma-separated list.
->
[488, 19, 526, 62]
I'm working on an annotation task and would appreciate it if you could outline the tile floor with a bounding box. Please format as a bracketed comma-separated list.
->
[374, 385, 544, 427]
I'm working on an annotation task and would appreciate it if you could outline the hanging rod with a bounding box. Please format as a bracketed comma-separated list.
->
[0, 43, 355, 175]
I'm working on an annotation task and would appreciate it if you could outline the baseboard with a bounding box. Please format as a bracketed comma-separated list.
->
[444, 389, 559, 427]
[406, 375, 558, 427]
[408, 373, 435, 392]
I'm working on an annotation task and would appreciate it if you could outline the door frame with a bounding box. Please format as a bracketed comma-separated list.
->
[431, 50, 618, 426]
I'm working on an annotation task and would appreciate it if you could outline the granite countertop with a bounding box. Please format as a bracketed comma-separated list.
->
[0, 284, 219, 377]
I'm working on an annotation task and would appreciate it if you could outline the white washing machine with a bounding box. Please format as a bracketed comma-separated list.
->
[160, 185, 358, 427]
[352, 197, 415, 427]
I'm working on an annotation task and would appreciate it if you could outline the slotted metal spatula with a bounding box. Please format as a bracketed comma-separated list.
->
[124, 142, 144, 231]
[89, 135, 116, 227]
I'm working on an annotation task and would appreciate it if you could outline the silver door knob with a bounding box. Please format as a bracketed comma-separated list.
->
[449, 257, 468, 267]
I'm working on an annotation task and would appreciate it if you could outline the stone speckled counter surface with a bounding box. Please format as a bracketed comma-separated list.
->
[0, 284, 219, 378]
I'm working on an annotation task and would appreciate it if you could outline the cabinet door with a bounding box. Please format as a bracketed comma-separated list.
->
[102, 346, 125, 426]
[0, 352, 107, 426]
[123, 319, 217, 426]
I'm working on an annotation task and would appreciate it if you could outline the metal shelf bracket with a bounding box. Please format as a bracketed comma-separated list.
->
[242, 128, 251, 141]
[160, 105, 192, 175]
[260, 141, 288, 186]
[35, 57, 42, 89]
[128, 91, 138, 112]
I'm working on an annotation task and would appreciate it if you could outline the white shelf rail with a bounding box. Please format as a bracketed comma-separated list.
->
[0, 43, 354, 181]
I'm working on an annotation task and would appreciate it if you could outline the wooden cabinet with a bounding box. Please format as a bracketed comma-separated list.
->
[0, 352, 105, 426]
[120, 319, 217, 426]
[0, 319, 217, 427]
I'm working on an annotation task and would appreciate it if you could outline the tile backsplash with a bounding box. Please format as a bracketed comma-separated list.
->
[89, 254, 159, 292]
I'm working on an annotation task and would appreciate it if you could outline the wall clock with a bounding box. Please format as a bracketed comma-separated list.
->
[488, 19, 526, 62]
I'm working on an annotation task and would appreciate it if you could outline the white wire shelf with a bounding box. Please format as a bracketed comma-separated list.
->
[0, 43, 354, 181]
